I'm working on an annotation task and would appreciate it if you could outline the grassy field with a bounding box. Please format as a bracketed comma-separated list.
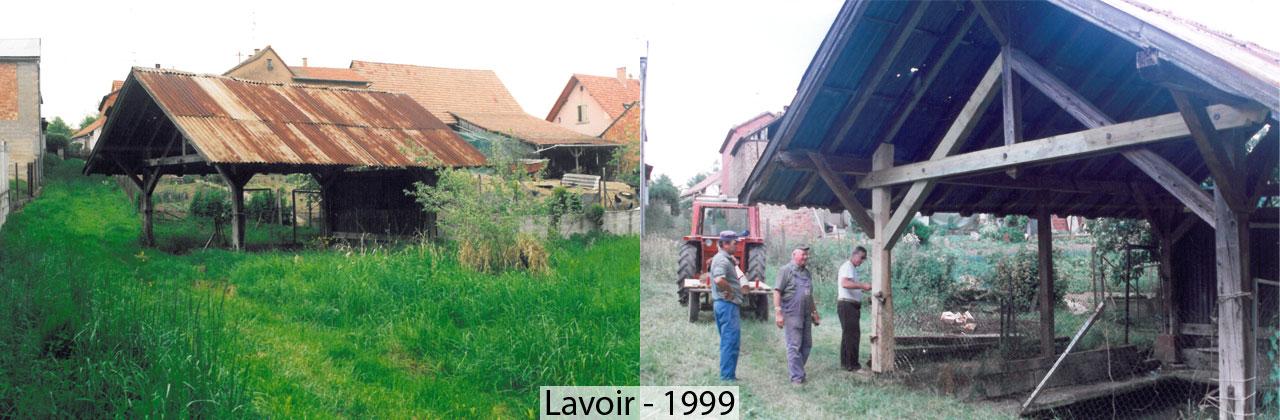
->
[0, 158, 638, 418]
[640, 236, 1019, 420]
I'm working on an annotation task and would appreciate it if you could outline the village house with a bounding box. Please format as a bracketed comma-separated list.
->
[0, 38, 44, 183]
[682, 112, 839, 242]
[223, 46, 369, 88]
[545, 68, 640, 137]
[70, 80, 123, 155]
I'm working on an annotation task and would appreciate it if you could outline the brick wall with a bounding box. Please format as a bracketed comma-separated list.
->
[0, 59, 40, 182]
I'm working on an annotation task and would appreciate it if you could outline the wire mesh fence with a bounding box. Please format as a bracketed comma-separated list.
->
[763, 227, 1278, 419]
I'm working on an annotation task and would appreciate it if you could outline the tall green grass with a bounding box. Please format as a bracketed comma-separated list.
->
[0, 159, 639, 417]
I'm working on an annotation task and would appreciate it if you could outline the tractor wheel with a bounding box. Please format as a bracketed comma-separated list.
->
[747, 246, 768, 320]
[677, 242, 699, 306]
[688, 291, 700, 322]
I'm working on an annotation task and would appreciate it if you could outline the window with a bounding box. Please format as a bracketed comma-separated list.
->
[577, 105, 588, 124]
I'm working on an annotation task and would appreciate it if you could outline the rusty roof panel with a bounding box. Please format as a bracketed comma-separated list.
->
[131, 67, 484, 168]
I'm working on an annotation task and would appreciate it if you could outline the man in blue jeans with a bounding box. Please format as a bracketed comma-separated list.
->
[710, 230, 750, 381]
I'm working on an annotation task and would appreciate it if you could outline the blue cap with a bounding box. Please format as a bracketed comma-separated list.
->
[719, 229, 749, 242]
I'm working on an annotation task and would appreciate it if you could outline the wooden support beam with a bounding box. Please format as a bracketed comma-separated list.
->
[1245, 124, 1278, 202]
[144, 153, 206, 167]
[885, 54, 1005, 249]
[1171, 91, 1247, 210]
[1001, 44, 1023, 179]
[870, 142, 895, 373]
[1169, 213, 1200, 244]
[857, 103, 1265, 191]
[973, 1, 1008, 46]
[1036, 207, 1055, 358]
[875, 8, 978, 146]
[775, 150, 873, 174]
[807, 152, 875, 238]
[216, 165, 254, 251]
[1213, 188, 1256, 419]
[824, 2, 928, 154]
[1006, 47, 1226, 224]
[139, 167, 162, 247]
[1135, 49, 1252, 108]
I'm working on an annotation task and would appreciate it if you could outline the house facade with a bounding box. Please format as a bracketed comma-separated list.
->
[70, 80, 123, 155]
[0, 39, 43, 183]
[546, 68, 641, 137]
[224, 46, 369, 88]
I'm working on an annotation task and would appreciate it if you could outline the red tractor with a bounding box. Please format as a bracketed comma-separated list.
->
[678, 196, 770, 322]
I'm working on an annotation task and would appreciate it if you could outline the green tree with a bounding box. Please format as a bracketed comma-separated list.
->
[47, 117, 73, 137]
[78, 114, 98, 132]
[649, 175, 680, 216]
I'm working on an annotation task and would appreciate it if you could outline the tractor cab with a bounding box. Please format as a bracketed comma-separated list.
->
[677, 196, 770, 322]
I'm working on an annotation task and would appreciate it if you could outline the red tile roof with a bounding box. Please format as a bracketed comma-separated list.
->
[545, 73, 641, 122]
[350, 60, 606, 146]
[719, 112, 777, 154]
[292, 66, 368, 83]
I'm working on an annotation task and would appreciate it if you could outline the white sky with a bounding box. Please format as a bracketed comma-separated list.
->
[3, 0, 1276, 186]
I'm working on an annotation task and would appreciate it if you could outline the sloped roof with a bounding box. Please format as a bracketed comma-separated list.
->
[222, 45, 295, 78]
[350, 61, 526, 125]
[71, 117, 103, 139]
[546, 73, 641, 122]
[601, 102, 640, 143]
[86, 67, 485, 171]
[292, 66, 368, 83]
[741, 0, 1277, 219]
[718, 112, 777, 154]
[350, 60, 607, 146]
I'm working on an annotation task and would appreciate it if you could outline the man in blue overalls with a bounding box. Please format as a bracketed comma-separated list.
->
[773, 245, 818, 384]
[710, 230, 749, 381]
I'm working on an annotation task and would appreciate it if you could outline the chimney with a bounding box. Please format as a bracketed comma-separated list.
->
[616, 67, 627, 84]
[302, 57, 308, 67]
[254, 48, 260, 55]
[154, 63, 161, 69]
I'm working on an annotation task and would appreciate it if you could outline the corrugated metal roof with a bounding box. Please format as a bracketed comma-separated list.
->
[0, 38, 40, 58]
[741, 0, 1278, 219]
[118, 67, 485, 167]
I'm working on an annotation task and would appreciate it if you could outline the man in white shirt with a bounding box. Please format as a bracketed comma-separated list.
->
[837, 246, 871, 371]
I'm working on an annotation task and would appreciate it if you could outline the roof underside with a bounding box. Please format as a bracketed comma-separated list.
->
[84, 68, 485, 175]
[743, 0, 1278, 219]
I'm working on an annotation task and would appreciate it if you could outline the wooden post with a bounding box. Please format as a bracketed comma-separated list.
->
[140, 168, 162, 247]
[216, 166, 253, 251]
[1153, 223, 1180, 363]
[1213, 188, 1255, 419]
[1036, 207, 1055, 358]
[870, 142, 895, 373]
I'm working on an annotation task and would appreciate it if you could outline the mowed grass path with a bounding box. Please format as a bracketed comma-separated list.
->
[0, 159, 638, 418]
[640, 237, 1017, 420]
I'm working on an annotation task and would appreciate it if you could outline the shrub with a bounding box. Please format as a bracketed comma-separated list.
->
[585, 204, 605, 228]
[546, 186, 584, 231]
[189, 188, 230, 223]
[893, 246, 957, 311]
[245, 189, 278, 223]
[985, 247, 1065, 312]
[907, 218, 933, 245]
[46, 133, 69, 153]
[409, 147, 549, 274]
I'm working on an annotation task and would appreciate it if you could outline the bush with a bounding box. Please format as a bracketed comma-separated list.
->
[189, 188, 230, 223]
[585, 204, 605, 228]
[545, 186, 584, 232]
[985, 247, 1064, 312]
[245, 189, 279, 223]
[893, 246, 957, 311]
[46, 133, 69, 153]
[907, 218, 933, 245]
[409, 148, 549, 274]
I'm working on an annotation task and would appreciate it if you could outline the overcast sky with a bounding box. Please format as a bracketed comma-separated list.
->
[4, 0, 1277, 187]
